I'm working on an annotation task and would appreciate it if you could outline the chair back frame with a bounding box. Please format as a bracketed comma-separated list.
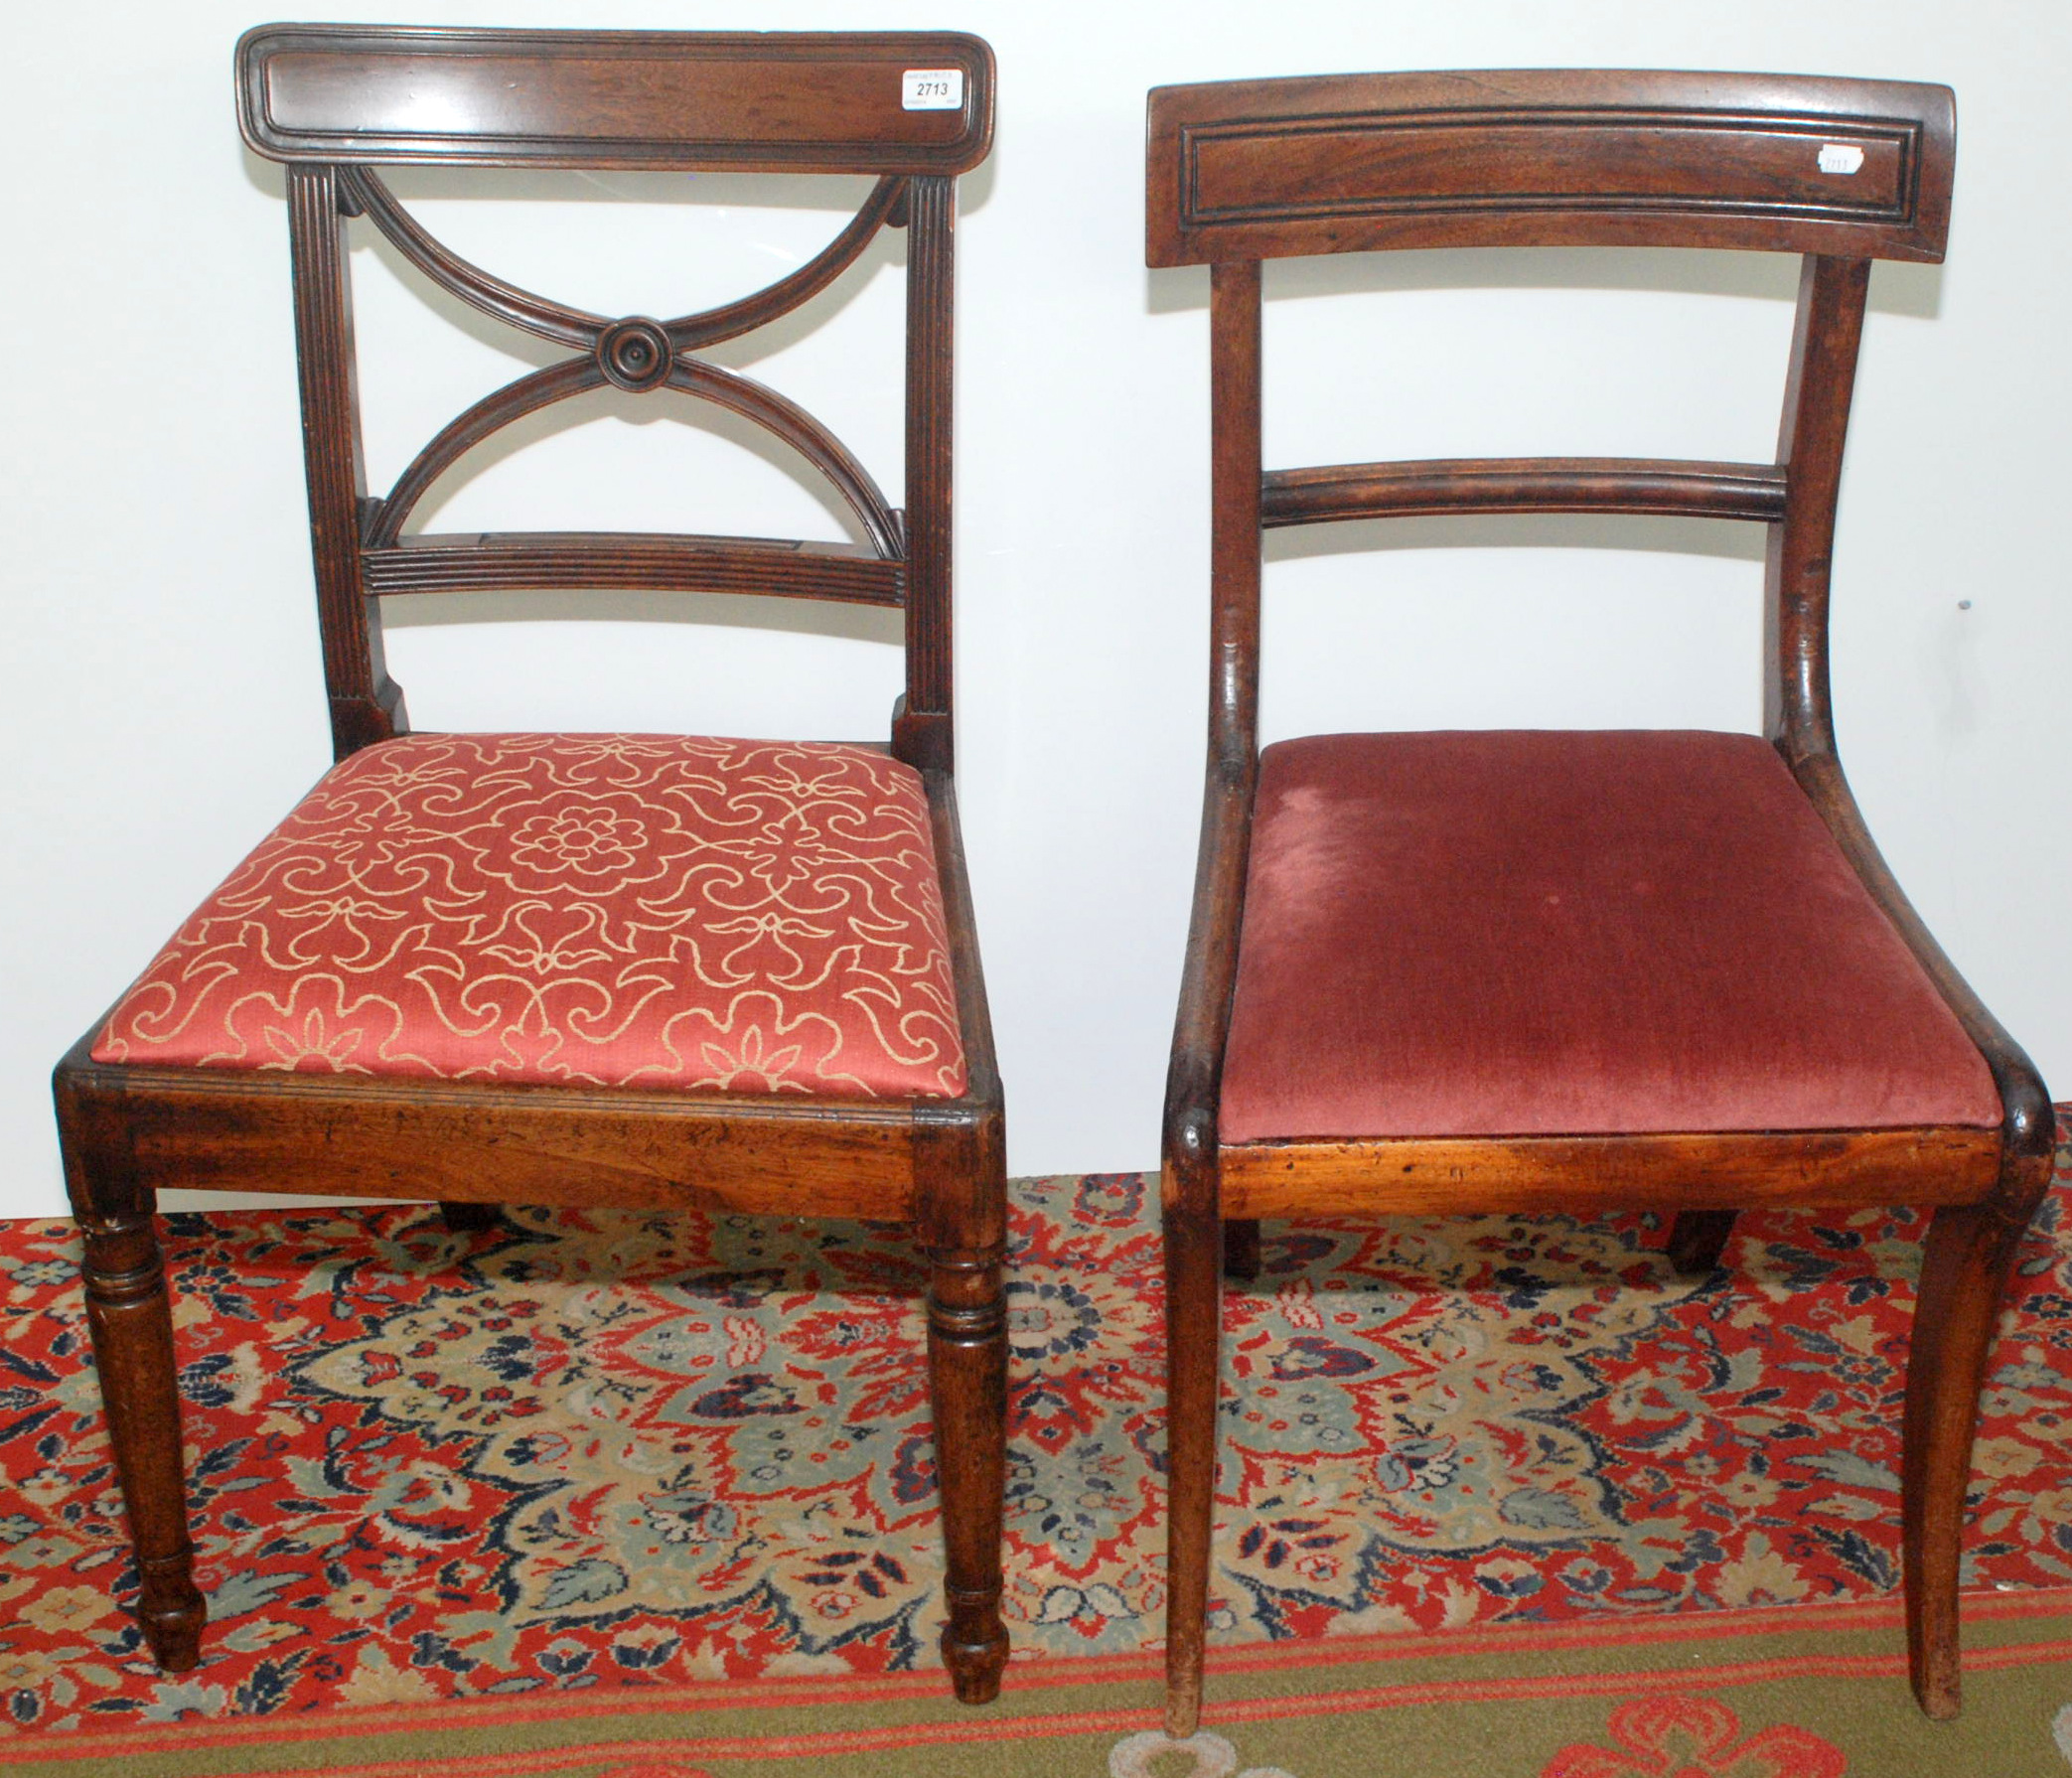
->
[238, 24, 996, 770]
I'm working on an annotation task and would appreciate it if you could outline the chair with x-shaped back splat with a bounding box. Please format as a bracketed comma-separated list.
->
[55, 25, 1008, 1703]
[1146, 67, 2051, 1735]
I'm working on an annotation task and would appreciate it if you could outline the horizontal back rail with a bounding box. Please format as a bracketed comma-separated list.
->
[362, 532, 905, 606]
[1261, 457, 1789, 526]
[241, 25, 994, 172]
[1147, 69, 1953, 265]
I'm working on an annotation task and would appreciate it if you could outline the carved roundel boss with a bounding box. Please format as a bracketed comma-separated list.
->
[596, 316, 674, 392]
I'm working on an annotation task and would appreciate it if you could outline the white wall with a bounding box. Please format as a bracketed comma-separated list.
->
[5, 0, 2067, 1218]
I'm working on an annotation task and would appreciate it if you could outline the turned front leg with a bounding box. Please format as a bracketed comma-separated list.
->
[926, 1245, 1009, 1704]
[78, 1211, 206, 1670]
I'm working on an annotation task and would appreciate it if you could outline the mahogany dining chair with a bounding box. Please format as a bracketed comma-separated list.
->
[1147, 68, 2050, 1735]
[54, 25, 1009, 1704]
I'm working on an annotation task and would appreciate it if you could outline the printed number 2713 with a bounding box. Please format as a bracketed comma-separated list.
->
[902, 69, 964, 111]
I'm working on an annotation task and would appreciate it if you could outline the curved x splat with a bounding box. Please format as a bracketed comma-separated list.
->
[347, 167, 908, 556]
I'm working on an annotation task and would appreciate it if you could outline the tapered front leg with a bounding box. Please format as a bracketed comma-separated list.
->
[1163, 1166, 1223, 1739]
[1668, 1209, 1737, 1275]
[1902, 1200, 2028, 1719]
[77, 1208, 206, 1671]
[926, 1243, 1008, 1703]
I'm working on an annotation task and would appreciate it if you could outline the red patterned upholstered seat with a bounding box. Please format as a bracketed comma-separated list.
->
[1218, 729, 2000, 1144]
[94, 733, 966, 1099]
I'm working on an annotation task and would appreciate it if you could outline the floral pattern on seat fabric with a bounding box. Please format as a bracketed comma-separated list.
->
[92, 733, 966, 1099]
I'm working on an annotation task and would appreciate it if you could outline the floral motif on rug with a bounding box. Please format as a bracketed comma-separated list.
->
[0, 1135, 2068, 1731]
[1541, 1695, 1847, 1777]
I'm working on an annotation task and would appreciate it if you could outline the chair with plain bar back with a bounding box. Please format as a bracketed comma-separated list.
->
[1146, 67, 2051, 1735]
[53, 24, 1009, 1703]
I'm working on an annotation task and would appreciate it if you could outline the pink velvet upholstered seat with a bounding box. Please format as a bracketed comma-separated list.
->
[1218, 729, 1999, 1144]
[94, 733, 966, 1099]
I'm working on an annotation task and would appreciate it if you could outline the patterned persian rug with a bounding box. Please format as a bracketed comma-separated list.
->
[0, 1127, 2069, 1774]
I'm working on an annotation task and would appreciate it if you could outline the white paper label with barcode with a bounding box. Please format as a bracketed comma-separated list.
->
[1818, 143, 1865, 175]
[902, 69, 963, 111]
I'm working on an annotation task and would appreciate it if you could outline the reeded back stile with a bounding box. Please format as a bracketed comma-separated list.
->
[236, 25, 996, 766]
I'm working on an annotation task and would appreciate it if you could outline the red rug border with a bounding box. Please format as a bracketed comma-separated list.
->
[7, 1583, 2069, 1765]
[20, 1637, 2072, 1776]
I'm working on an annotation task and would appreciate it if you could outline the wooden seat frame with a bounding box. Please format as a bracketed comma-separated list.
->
[54, 25, 1009, 1704]
[1147, 68, 2053, 1735]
